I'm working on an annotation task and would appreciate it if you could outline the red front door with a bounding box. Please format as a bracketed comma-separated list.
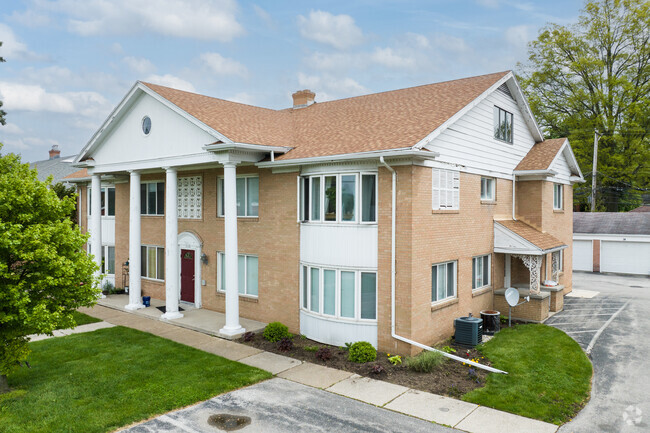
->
[180, 249, 195, 303]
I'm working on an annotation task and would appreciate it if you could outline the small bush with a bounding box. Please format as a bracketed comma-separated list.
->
[304, 345, 319, 352]
[277, 337, 293, 352]
[348, 341, 376, 363]
[405, 350, 447, 373]
[441, 345, 456, 354]
[263, 322, 290, 342]
[388, 355, 402, 366]
[370, 363, 385, 374]
[315, 347, 332, 361]
[242, 332, 255, 342]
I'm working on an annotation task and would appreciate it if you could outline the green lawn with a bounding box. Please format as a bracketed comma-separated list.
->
[0, 327, 271, 433]
[462, 324, 592, 425]
[70, 311, 102, 327]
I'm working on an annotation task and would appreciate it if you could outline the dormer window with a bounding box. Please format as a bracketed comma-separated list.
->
[494, 106, 513, 143]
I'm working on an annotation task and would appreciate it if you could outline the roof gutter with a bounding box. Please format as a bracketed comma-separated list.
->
[513, 169, 557, 176]
[379, 156, 507, 375]
[258, 148, 438, 169]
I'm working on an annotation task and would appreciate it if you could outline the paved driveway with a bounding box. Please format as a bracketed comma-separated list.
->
[553, 273, 650, 433]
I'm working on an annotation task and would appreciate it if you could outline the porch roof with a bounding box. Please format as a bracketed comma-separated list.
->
[494, 220, 566, 255]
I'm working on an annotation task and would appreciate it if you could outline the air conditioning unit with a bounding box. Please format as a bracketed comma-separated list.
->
[454, 316, 483, 346]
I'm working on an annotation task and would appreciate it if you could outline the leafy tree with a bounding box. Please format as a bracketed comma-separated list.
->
[0, 146, 98, 393]
[518, 0, 650, 211]
[51, 182, 79, 225]
[0, 41, 6, 126]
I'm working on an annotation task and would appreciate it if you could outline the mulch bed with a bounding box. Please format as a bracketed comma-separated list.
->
[239, 331, 497, 398]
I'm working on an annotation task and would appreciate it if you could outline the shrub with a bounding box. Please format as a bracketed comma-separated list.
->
[388, 355, 402, 366]
[304, 345, 319, 352]
[370, 363, 385, 374]
[277, 338, 293, 352]
[348, 342, 376, 363]
[263, 322, 290, 342]
[441, 345, 456, 354]
[242, 332, 255, 342]
[315, 347, 332, 361]
[405, 350, 447, 373]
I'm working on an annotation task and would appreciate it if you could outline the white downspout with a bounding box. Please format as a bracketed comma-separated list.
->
[512, 173, 517, 221]
[379, 156, 507, 375]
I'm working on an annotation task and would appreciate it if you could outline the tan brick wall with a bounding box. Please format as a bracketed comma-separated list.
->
[494, 293, 549, 322]
[593, 239, 601, 273]
[114, 182, 129, 289]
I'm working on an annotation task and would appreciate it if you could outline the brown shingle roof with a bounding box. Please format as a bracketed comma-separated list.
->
[142, 71, 510, 161]
[515, 138, 566, 171]
[630, 205, 650, 213]
[497, 220, 565, 251]
[63, 168, 89, 179]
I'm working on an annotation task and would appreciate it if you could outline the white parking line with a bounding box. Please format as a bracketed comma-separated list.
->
[549, 321, 607, 326]
[565, 330, 600, 334]
[585, 300, 630, 355]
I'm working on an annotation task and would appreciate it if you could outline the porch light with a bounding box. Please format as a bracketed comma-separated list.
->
[201, 253, 208, 264]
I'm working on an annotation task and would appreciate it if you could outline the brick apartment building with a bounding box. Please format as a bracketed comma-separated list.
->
[66, 71, 584, 354]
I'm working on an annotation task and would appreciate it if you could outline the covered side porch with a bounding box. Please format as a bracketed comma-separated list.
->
[493, 220, 567, 322]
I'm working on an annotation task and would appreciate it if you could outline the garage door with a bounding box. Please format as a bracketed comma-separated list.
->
[601, 240, 650, 275]
[573, 240, 593, 271]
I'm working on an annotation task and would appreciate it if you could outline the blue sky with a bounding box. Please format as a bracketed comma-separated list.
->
[0, 0, 584, 162]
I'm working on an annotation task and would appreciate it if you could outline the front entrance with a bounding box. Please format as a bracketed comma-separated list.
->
[180, 249, 195, 303]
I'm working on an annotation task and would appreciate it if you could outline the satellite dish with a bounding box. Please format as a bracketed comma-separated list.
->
[505, 287, 520, 307]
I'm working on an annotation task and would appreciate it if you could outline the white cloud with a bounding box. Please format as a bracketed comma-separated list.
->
[110, 43, 124, 55]
[0, 123, 24, 135]
[0, 81, 109, 117]
[407, 33, 430, 49]
[298, 10, 363, 50]
[0, 23, 43, 61]
[297, 72, 368, 102]
[200, 53, 248, 77]
[123, 56, 156, 75]
[305, 52, 362, 71]
[226, 92, 257, 105]
[1, 136, 59, 151]
[35, 0, 244, 41]
[505, 25, 535, 50]
[8, 9, 51, 27]
[370, 47, 416, 69]
[144, 74, 196, 92]
[253, 5, 275, 29]
[431, 33, 471, 53]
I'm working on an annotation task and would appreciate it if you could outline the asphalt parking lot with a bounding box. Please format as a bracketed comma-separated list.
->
[554, 272, 650, 433]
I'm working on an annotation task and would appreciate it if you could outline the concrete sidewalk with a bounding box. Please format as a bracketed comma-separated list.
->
[80, 304, 558, 433]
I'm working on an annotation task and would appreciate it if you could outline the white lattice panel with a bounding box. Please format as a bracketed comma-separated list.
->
[177, 176, 202, 219]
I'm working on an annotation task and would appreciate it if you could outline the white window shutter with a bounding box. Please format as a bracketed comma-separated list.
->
[452, 171, 460, 209]
[432, 169, 440, 209]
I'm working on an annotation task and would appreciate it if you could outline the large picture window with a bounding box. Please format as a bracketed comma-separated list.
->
[431, 261, 456, 303]
[141, 182, 164, 215]
[494, 106, 513, 143]
[141, 245, 164, 280]
[88, 186, 115, 216]
[300, 172, 377, 223]
[217, 252, 259, 297]
[472, 254, 491, 290]
[301, 265, 377, 321]
[432, 169, 459, 210]
[217, 176, 259, 217]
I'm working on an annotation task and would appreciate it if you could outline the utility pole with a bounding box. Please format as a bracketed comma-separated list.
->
[591, 130, 601, 212]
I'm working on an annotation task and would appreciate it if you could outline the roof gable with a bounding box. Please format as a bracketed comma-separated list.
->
[515, 138, 583, 181]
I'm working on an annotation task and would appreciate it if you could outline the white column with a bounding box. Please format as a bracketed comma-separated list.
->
[219, 162, 245, 337]
[162, 167, 183, 319]
[90, 174, 104, 298]
[504, 254, 511, 288]
[125, 171, 144, 310]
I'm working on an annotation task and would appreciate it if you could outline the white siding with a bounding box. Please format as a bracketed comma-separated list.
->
[300, 310, 378, 348]
[300, 224, 377, 269]
[425, 89, 536, 177]
[100, 218, 115, 245]
[573, 239, 593, 271]
[92, 93, 217, 167]
[550, 151, 573, 185]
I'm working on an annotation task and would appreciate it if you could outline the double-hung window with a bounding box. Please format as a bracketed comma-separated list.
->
[553, 250, 563, 273]
[432, 169, 459, 210]
[301, 265, 377, 321]
[472, 254, 491, 290]
[217, 176, 259, 217]
[217, 252, 259, 297]
[300, 173, 377, 223]
[141, 245, 164, 280]
[494, 106, 513, 143]
[553, 183, 563, 210]
[480, 177, 495, 201]
[87, 244, 115, 274]
[431, 261, 457, 303]
[88, 186, 115, 216]
[141, 182, 165, 215]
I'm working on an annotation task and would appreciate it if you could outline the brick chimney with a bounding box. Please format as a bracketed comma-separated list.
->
[292, 89, 315, 108]
[49, 145, 61, 160]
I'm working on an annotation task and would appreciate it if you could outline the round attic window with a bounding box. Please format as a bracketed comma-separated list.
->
[142, 116, 152, 135]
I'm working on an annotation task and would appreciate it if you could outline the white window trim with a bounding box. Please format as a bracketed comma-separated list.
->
[431, 260, 457, 304]
[87, 243, 116, 275]
[216, 251, 259, 298]
[301, 172, 378, 225]
[494, 106, 514, 144]
[480, 177, 496, 201]
[432, 169, 460, 210]
[553, 183, 563, 210]
[554, 250, 564, 272]
[141, 180, 165, 216]
[141, 244, 164, 282]
[87, 185, 116, 218]
[217, 174, 259, 218]
[300, 263, 377, 323]
[472, 254, 491, 290]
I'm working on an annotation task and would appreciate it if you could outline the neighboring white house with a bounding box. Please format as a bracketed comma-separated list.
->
[573, 212, 650, 276]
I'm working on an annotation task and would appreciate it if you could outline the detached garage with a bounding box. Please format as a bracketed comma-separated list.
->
[573, 212, 650, 276]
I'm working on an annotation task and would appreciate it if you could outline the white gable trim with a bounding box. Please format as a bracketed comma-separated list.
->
[494, 222, 567, 255]
[74, 82, 234, 166]
[413, 72, 544, 150]
[549, 140, 584, 181]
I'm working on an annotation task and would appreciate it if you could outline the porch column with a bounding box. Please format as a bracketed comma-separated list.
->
[162, 167, 183, 320]
[90, 173, 104, 298]
[219, 162, 245, 337]
[504, 254, 511, 288]
[125, 170, 144, 310]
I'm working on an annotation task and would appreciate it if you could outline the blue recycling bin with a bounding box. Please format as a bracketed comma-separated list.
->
[142, 296, 151, 307]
